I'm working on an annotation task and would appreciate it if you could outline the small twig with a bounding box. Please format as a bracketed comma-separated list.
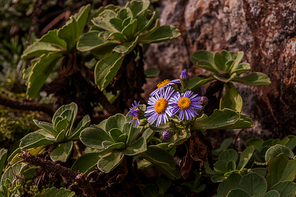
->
[0, 95, 54, 117]
[18, 151, 97, 197]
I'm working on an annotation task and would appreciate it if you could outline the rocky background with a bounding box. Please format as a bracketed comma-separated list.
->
[144, 0, 296, 149]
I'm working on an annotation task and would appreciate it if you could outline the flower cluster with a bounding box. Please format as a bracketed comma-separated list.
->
[128, 69, 206, 127]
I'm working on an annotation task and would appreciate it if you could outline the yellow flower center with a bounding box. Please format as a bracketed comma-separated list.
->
[154, 98, 168, 114]
[178, 97, 191, 110]
[157, 79, 170, 89]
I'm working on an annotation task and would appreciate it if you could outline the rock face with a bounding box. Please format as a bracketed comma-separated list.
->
[144, 0, 296, 146]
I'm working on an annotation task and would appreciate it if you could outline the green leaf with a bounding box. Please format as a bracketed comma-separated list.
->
[113, 36, 138, 54]
[245, 138, 263, 149]
[212, 138, 233, 156]
[265, 144, 294, 161]
[138, 25, 181, 43]
[77, 31, 119, 52]
[272, 137, 290, 146]
[94, 52, 125, 90]
[249, 168, 266, 177]
[124, 137, 147, 156]
[190, 50, 219, 74]
[20, 129, 55, 150]
[220, 83, 243, 112]
[52, 102, 78, 133]
[72, 4, 90, 37]
[80, 125, 113, 150]
[58, 17, 78, 50]
[214, 73, 237, 83]
[54, 117, 68, 133]
[157, 174, 171, 195]
[136, 10, 156, 33]
[71, 152, 100, 174]
[110, 18, 123, 31]
[226, 189, 251, 197]
[217, 173, 242, 197]
[50, 141, 73, 162]
[109, 128, 122, 142]
[189, 76, 215, 92]
[105, 114, 126, 132]
[145, 67, 159, 78]
[21, 42, 62, 59]
[55, 129, 67, 142]
[214, 160, 228, 173]
[69, 115, 91, 140]
[237, 146, 254, 170]
[219, 149, 238, 163]
[122, 19, 138, 40]
[128, 0, 150, 18]
[214, 51, 231, 72]
[263, 190, 280, 197]
[108, 32, 128, 41]
[270, 181, 296, 197]
[26, 52, 62, 98]
[34, 187, 75, 197]
[0, 163, 25, 186]
[142, 128, 155, 143]
[0, 149, 8, 175]
[38, 29, 67, 49]
[97, 151, 124, 173]
[239, 172, 267, 197]
[90, 5, 119, 26]
[230, 51, 244, 72]
[33, 119, 57, 137]
[231, 63, 250, 75]
[192, 108, 240, 130]
[266, 154, 296, 189]
[122, 123, 133, 145]
[92, 10, 118, 32]
[232, 72, 271, 86]
[286, 135, 296, 150]
[142, 183, 158, 197]
[217, 114, 254, 130]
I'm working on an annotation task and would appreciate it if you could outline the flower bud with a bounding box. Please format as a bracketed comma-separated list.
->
[162, 131, 171, 140]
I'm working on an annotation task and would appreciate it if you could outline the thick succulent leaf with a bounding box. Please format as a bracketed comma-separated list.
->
[38, 29, 67, 49]
[71, 153, 100, 174]
[122, 17, 132, 27]
[121, 123, 132, 144]
[230, 51, 244, 72]
[77, 31, 120, 52]
[138, 25, 181, 43]
[265, 144, 294, 162]
[285, 135, 296, 150]
[144, 67, 159, 78]
[231, 63, 250, 75]
[217, 173, 242, 197]
[55, 129, 67, 142]
[129, 127, 142, 145]
[110, 17, 123, 31]
[105, 113, 126, 132]
[190, 50, 219, 73]
[136, 10, 156, 33]
[263, 190, 280, 197]
[20, 129, 55, 150]
[117, 8, 132, 21]
[92, 10, 118, 32]
[142, 128, 155, 143]
[224, 60, 234, 72]
[102, 141, 125, 152]
[192, 108, 240, 130]
[94, 52, 125, 90]
[219, 149, 238, 163]
[214, 160, 228, 173]
[108, 32, 128, 41]
[245, 138, 263, 149]
[54, 117, 68, 133]
[21, 42, 62, 59]
[52, 102, 77, 132]
[216, 114, 254, 129]
[34, 188, 75, 197]
[113, 36, 138, 54]
[80, 125, 113, 150]
[214, 51, 233, 72]
[117, 134, 128, 143]
[90, 5, 119, 26]
[26, 52, 62, 98]
[23, 59, 36, 82]
[72, 4, 90, 37]
[50, 141, 73, 162]
[0, 149, 8, 175]
[128, 0, 150, 17]
[0, 163, 25, 186]
[266, 153, 296, 189]
[124, 137, 147, 156]
[97, 151, 124, 173]
[232, 72, 271, 86]
[270, 181, 296, 197]
[69, 115, 91, 140]
[122, 19, 138, 40]
[33, 119, 57, 136]
[237, 146, 254, 170]
[220, 83, 243, 112]
[226, 189, 251, 197]
[212, 138, 233, 156]
[109, 128, 122, 142]
[214, 73, 237, 83]
[58, 17, 78, 50]
[189, 76, 215, 92]
[239, 172, 267, 197]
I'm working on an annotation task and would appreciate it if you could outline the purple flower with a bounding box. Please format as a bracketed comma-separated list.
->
[162, 131, 171, 140]
[170, 90, 203, 121]
[145, 86, 175, 126]
[128, 100, 141, 128]
[180, 69, 190, 79]
[150, 79, 180, 96]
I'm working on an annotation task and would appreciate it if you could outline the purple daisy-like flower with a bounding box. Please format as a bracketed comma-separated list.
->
[170, 90, 203, 121]
[180, 69, 190, 79]
[128, 100, 141, 128]
[150, 79, 180, 96]
[145, 86, 175, 126]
